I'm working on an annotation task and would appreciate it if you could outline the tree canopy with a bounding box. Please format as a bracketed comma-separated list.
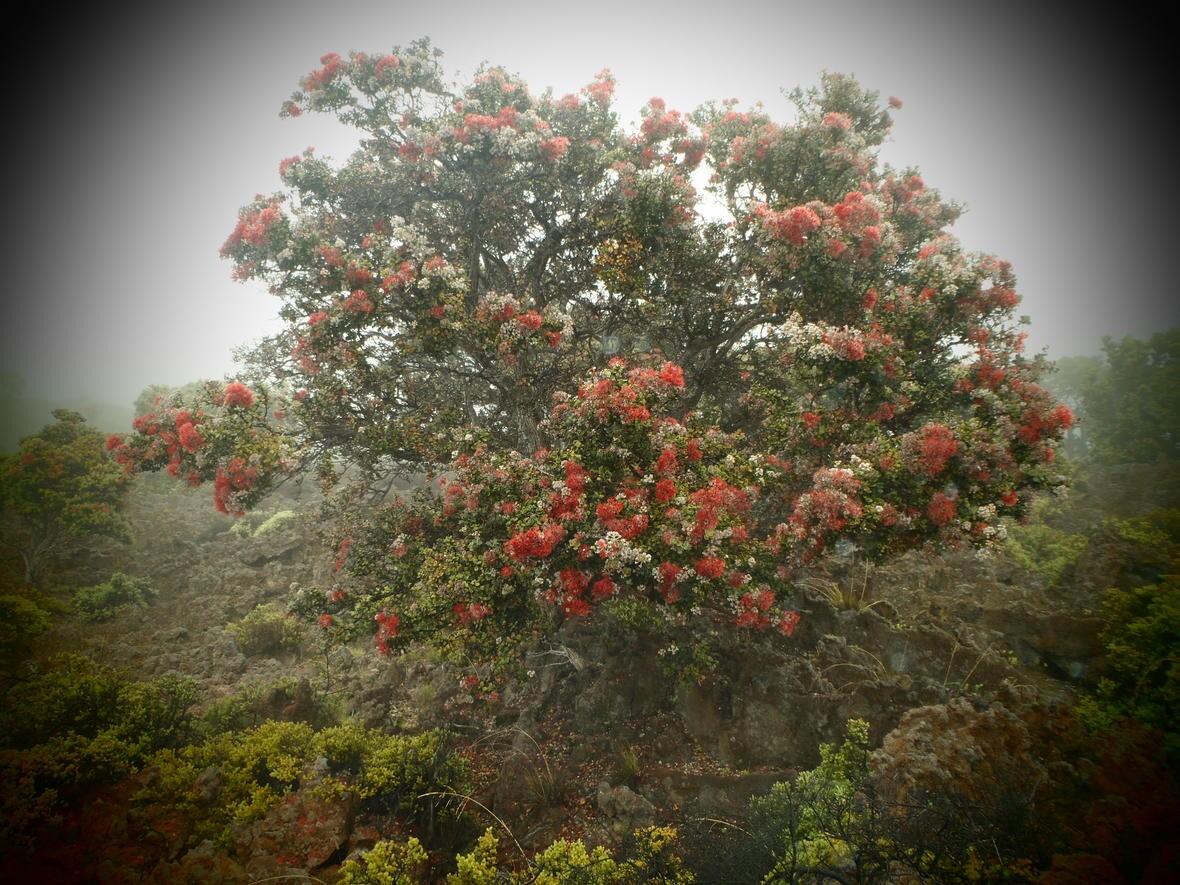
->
[109, 40, 1073, 669]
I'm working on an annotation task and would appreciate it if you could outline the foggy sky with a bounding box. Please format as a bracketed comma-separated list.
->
[2, 0, 1176, 411]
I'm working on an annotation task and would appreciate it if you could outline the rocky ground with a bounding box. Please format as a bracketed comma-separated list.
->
[8, 469, 1164, 882]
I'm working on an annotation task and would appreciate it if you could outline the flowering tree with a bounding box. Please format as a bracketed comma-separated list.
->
[112, 40, 1072, 669]
[1, 411, 133, 585]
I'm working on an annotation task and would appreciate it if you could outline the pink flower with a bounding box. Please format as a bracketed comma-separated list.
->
[375, 54, 400, 79]
[585, 69, 615, 106]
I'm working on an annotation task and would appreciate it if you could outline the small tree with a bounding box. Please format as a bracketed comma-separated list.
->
[1, 410, 132, 585]
[112, 41, 1073, 671]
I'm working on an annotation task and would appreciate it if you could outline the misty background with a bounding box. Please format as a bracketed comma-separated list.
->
[1, 0, 1176, 449]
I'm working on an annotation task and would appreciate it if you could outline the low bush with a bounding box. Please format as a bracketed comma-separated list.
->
[73, 572, 154, 621]
[1080, 574, 1180, 759]
[228, 603, 305, 656]
[351, 824, 694, 883]
[252, 509, 298, 537]
[142, 721, 467, 848]
[1003, 522, 1087, 586]
[0, 655, 199, 847]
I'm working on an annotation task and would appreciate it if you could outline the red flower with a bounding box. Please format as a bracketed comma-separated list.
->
[655, 447, 679, 475]
[222, 382, 254, 408]
[822, 111, 853, 130]
[516, 310, 544, 331]
[318, 613, 334, 629]
[334, 538, 353, 571]
[563, 596, 592, 617]
[777, 610, 801, 637]
[341, 289, 374, 313]
[622, 405, 651, 424]
[505, 523, 565, 561]
[695, 556, 726, 579]
[596, 499, 625, 521]
[591, 576, 616, 601]
[539, 136, 571, 161]
[177, 422, 204, 453]
[761, 204, 822, 245]
[375, 54, 401, 79]
[654, 478, 677, 503]
[453, 602, 492, 625]
[927, 491, 957, 527]
[913, 423, 958, 475]
[658, 362, 685, 388]
[374, 609, 400, 654]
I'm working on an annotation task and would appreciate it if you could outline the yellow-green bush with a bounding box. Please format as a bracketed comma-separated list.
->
[228, 603, 305, 656]
[1003, 523, 1087, 585]
[338, 836, 429, 884]
[253, 509, 298, 537]
[440, 826, 693, 884]
[142, 721, 466, 847]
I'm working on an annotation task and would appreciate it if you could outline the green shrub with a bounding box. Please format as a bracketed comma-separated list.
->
[0, 655, 199, 844]
[604, 595, 667, 636]
[442, 826, 694, 883]
[142, 721, 467, 848]
[228, 603, 304, 656]
[1084, 574, 1180, 758]
[749, 719, 871, 882]
[0, 592, 52, 662]
[73, 572, 154, 621]
[1004, 523, 1087, 585]
[196, 677, 333, 736]
[338, 836, 429, 884]
[0, 654, 197, 754]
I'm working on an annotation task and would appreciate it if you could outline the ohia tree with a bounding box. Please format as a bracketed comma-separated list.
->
[109, 40, 1072, 672]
